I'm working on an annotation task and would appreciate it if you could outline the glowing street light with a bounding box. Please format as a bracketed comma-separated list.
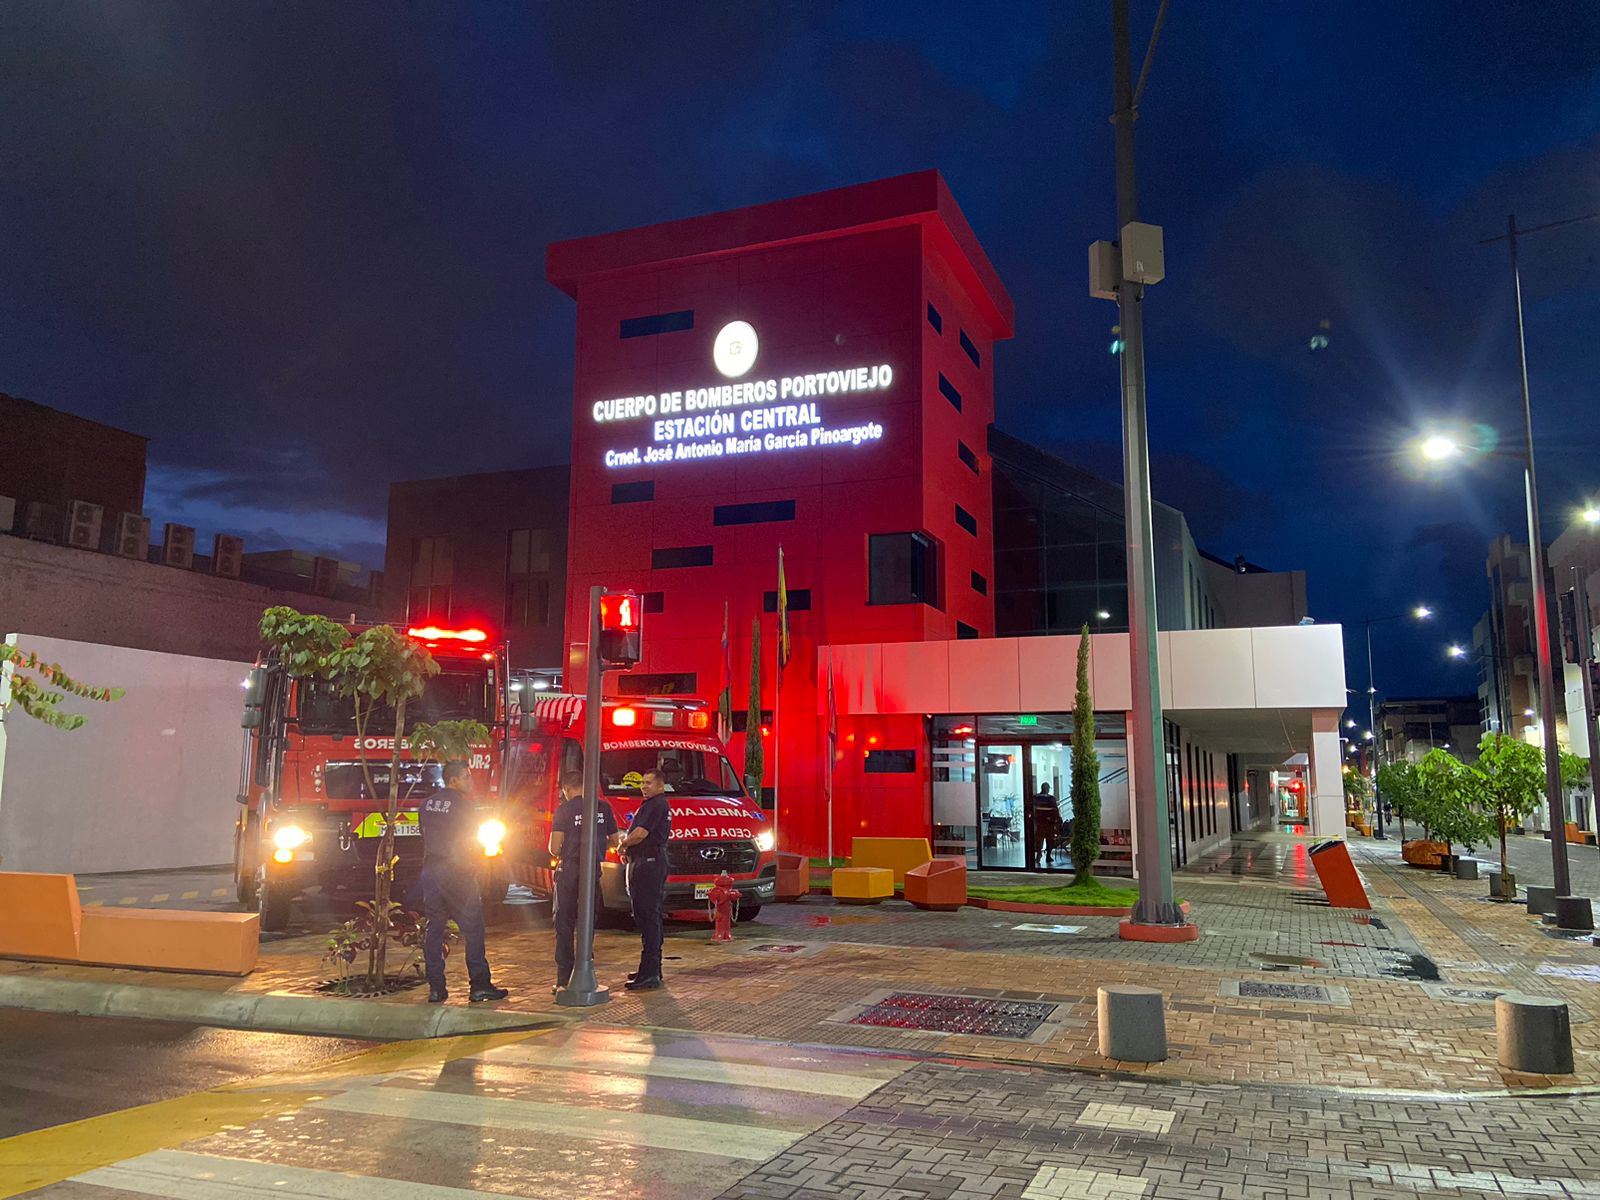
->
[1448, 644, 1467, 659]
[1363, 730, 1375, 741]
[1345, 717, 1356, 728]
[1584, 505, 1600, 525]
[1414, 605, 1433, 619]
[1418, 433, 1459, 461]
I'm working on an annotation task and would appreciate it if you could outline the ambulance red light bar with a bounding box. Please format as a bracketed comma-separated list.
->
[612, 706, 638, 727]
[406, 626, 490, 644]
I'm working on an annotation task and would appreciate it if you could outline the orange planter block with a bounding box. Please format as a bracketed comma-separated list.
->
[850, 837, 932, 885]
[1402, 839, 1447, 868]
[904, 858, 966, 910]
[1308, 839, 1371, 909]
[775, 852, 810, 901]
[0, 871, 82, 963]
[79, 908, 260, 976]
[831, 866, 893, 904]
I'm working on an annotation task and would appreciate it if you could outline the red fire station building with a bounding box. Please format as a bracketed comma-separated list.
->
[547, 171, 1016, 858]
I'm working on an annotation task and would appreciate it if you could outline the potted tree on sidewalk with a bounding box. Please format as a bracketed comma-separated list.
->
[1473, 733, 1544, 900]
[1069, 625, 1101, 885]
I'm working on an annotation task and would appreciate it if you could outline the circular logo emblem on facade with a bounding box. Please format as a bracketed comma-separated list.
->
[713, 321, 758, 378]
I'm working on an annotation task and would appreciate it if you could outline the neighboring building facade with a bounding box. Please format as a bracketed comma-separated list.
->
[383, 466, 570, 670]
[1, 395, 381, 662]
[1377, 696, 1482, 763]
[0, 392, 147, 543]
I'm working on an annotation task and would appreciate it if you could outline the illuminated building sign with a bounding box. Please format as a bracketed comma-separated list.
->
[594, 322, 892, 468]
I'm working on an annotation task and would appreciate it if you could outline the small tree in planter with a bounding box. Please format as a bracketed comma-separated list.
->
[1475, 733, 1545, 899]
[1343, 768, 1371, 826]
[1414, 749, 1487, 865]
[1377, 760, 1419, 842]
[258, 609, 438, 989]
[1069, 625, 1101, 885]
[1561, 751, 1592, 830]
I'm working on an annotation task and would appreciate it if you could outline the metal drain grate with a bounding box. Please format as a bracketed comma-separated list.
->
[1235, 980, 1335, 1002]
[849, 992, 1057, 1039]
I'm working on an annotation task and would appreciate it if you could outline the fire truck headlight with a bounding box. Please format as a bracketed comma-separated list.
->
[478, 819, 507, 857]
[272, 825, 309, 851]
[754, 830, 775, 853]
[272, 848, 294, 864]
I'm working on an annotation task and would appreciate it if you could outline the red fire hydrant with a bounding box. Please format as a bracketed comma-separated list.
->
[708, 871, 739, 942]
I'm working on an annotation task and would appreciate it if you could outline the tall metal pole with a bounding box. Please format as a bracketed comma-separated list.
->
[1507, 215, 1572, 899]
[1365, 620, 1387, 838]
[557, 585, 609, 1007]
[1112, 0, 1181, 927]
[1573, 568, 1600, 834]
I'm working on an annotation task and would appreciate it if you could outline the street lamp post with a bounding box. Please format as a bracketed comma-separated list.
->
[1487, 213, 1582, 900]
[1358, 606, 1431, 840]
[1107, 0, 1185, 932]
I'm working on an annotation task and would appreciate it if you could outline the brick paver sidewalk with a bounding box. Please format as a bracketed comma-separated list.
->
[14, 831, 1600, 1093]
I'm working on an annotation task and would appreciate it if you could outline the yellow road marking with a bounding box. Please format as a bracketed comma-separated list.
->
[180, 891, 199, 900]
[118, 897, 137, 905]
[85, 901, 103, 908]
[148, 894, 169, 903]
[0, 1029, 550, 1199]
[210, 888, 230, 898]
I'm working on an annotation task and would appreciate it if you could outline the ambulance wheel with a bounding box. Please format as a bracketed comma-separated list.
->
[255, 865, 292, 932]
[736, 903, 762, 922]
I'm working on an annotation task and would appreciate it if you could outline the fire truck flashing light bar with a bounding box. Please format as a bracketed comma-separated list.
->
[407, 625, 490, 644]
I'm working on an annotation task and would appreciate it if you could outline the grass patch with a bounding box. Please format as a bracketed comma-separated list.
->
[808, 856, 851, 868]
[967, 879, 1144, 908]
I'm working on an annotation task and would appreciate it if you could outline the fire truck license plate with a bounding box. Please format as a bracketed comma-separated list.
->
[694, 883, 714, 899]
[355, 814, 421, 838]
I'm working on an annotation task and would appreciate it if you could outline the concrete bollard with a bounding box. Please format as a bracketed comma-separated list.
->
[1526, 885, 1558, 916]
[1488, 870, 1516, 899]
[1496, 994, 1574, 1074]
[1555, 896, 1594, 932]
[1454, 858, 1480, 881]
[1097, 984, 1167, 1063]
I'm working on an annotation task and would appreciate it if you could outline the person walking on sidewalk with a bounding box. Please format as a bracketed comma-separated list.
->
[418, 760, 508, 1005]
[548, 769, 620, 993]
[618, 767, 672, 991]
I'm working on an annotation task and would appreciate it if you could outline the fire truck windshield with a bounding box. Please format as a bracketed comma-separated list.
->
[296, 670, 494, 735]
[601, 747, 745, 799]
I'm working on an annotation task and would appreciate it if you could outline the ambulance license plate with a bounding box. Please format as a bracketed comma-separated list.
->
[694, 883, 714, 900]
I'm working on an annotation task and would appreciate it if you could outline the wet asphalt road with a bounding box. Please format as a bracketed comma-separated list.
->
[0, 1010, 373, 1138]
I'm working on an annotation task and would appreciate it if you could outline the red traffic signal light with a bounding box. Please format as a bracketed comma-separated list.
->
[598, 591, 642, 667]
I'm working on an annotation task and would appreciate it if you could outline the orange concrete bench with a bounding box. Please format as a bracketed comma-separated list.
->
[850, 837, 932, 886]
[905, 858, 966, 911]
[0, 871, 82, 963]
[0, 869, 258, 976]
[831, 866, 893, 904]
[80, 908, 259, 976]
[775, 853, 810, 901]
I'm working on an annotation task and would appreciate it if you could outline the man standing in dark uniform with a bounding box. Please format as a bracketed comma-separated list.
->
[548, 769, 620, 993]
[418, 760, 508, 1005]
[618, 766, 671, 990]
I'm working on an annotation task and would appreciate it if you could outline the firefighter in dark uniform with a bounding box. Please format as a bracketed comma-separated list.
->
[618, 766, 672, 990]
[547, 768, 620, 993]
[418, 759, 508, 1004]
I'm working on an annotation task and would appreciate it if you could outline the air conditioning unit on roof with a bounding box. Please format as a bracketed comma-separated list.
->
[115, 512, 151, 560]
[163, 523, 196, 569]
[212, 533, 244, 578]
[65, 500, 104, 550]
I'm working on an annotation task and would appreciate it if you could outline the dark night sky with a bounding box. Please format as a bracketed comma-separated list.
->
[4, 2, 1598, 703]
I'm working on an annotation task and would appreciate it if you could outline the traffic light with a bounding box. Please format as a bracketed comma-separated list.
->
[598, 591, 642, 667]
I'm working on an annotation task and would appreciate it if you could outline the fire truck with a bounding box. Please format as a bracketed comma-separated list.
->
[233, 623, 512, 931]
[502, 693, 778, 919]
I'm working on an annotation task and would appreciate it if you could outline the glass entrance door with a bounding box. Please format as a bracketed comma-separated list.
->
[977, 743, 1025, 869]
[1027, 743, 1069, 872]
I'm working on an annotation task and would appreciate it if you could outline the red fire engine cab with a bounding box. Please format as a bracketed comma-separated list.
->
[233, 623, 511, 930]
